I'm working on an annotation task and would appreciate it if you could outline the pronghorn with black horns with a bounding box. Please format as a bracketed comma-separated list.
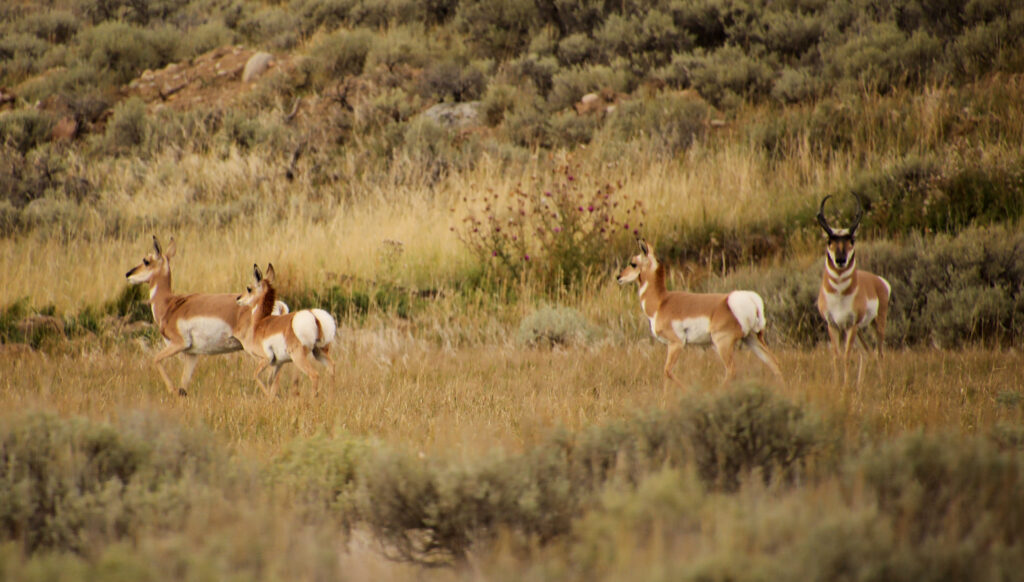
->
[125, 236, 288, 396]
[816, 195, 891, 383]
[617, 239, 783, 385]
[234, 263, 336, 397]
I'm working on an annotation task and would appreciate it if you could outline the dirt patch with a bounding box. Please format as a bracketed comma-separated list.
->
[124, 45, 292, 112]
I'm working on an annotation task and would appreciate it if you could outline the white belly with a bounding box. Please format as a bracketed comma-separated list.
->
[670, 316, 712, 345]
[261, 334, 291, 363]
[177, 317, 241, 355]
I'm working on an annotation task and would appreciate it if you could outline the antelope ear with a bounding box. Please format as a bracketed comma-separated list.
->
[265, 263, 276, 282]
[637, 238, 649, 256]
[152, 236, 162, 257]
[253, 264, 263, 282]
[164, 237, 177, 259]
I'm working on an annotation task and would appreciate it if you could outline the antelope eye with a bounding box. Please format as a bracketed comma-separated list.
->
[630, 261, 637, 267]
[246, 286, 252, 293]
[143, 259, 150, 266]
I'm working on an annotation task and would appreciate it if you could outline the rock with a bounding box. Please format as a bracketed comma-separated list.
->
[242, 52, 275, 82]
[421, 101, 481, 130]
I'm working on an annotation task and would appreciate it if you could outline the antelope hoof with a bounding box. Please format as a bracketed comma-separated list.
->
[178, 387, 188, 397]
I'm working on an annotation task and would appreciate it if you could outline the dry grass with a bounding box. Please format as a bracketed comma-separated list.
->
[3, 336, 1020, 458]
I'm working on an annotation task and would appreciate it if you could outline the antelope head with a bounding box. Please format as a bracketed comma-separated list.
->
[817, 195, 863, 269]
[126, 235, 176, 284]
[617, 238, 657, 285]
[237, 263, 276, 307]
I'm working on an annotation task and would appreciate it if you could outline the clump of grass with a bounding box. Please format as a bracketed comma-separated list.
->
[516, 304, 595, 347]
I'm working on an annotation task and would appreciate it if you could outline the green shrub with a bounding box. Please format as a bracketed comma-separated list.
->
[548, 63, 634, 111]
[417, 59, 487, 102]
[556, 32, 597, 66]
[76, 21, 180, 85]
[516, 305, 596, 347]
[661, 45, 772, 108]
[686, 385, 821, 491]
[853, 153, 1024, 236]
[0, 109, 55, 155]
[364, 25, 430, 72]
[17, 9, 79, 44]
[605, 92, 712, 156]
[103, 97, 150, 154]
[456, 0, 538, 60]
[0, 32, 51, 85]
[0, 413, 223, 555]
[480, 82, 519, 126]
[180, 21, 236, 59]
[305, 28, 374, 89]
[502, 53, 559, 96]
[266, 434, 366, 525]
[857, 433, 1024, 545]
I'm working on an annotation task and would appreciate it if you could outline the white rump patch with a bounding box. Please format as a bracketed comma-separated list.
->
[291, 310, 320, 349]
[177, 316, 240, 355]
[272, 301, 290, 315]
[310, 309, 337, 347]
[727, 291, 766, 336]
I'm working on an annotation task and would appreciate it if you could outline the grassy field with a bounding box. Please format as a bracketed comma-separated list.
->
[3, 0, 1024, 576]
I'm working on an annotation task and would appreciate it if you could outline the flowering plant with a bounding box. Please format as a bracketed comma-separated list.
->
[454, 160, 644, 287]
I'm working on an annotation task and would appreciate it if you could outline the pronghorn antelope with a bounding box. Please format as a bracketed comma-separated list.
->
[816, 195, 892, 382]
[617, 239, 783, 385]
[125, 236, 289, 396]
[234, 264, 336, 397]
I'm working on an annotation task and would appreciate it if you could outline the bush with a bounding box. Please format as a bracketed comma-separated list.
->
[305, 28, 374, 89]
[76, 21, 180, 85]
[660, 45, 772, 108]
[686, 385, 821, 491]
[417, 59, 487, 103]
[0, 109, 55, 155]
[605, 92, 712, 156]
[852, 153, 1024, 236]
[0, 413, 223, 555]
[103, 97, 149, 154]
[454, 160, 645, 288]
[456, 0, 539, 60]
[548, 62, 634, 112]
[857, 433, 1024, 545]
[516, 305, 596, 347]
[0, 32, 51, 85]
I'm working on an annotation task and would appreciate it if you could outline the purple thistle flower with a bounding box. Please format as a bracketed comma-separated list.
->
[524, 254, 530, 261]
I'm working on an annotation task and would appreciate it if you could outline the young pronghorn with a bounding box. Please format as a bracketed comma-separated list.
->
[125, 236, 289, 396]
[617, 239, 783, 385]
[234, 264, 336, 397]
[816, 195, 892, 383]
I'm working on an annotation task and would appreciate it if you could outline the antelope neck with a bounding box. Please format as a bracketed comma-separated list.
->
[824, 254, 858, 295]
[639, 263, 668, 316]
[148, 269, 174, 323]
[253, 285, 278, 324]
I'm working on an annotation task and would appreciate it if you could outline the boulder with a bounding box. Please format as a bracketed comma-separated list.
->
[242, 52, 274, 82]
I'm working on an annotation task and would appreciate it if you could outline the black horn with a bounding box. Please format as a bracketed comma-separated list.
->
[816, 196, 835, 237]
[849, 194, 865, 236]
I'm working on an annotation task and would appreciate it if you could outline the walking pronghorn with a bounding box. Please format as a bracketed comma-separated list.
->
[617, 239, 783, 385]
[125, 236, 288, 396]
[234, 264, 336, 397]
[816, 195, 891, 383]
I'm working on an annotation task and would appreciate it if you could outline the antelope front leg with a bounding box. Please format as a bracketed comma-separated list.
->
[253, 359, 275, 398]
[825, 324, 841, 382]
[841, 327, 858, 385]
[663, 343, 686, 389]
[178, 353, 199, 397]
[153, 342, 189, 396]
